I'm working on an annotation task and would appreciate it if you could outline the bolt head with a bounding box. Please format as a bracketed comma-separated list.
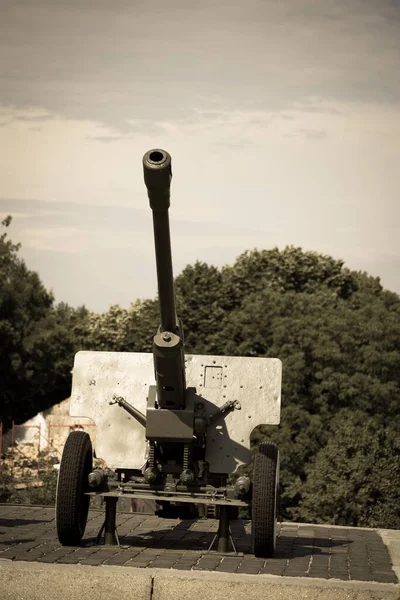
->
[144, 467, 158, 484]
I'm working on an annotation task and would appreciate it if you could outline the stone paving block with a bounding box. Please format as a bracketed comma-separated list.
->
[155, 550, 183, 561]
[9, 540, 42, 550]
[331, 558, 349, 568]
[11, 550, 47, 562]
[127, 558, 154, 568]
[310, 553, 329, 563]
[260, 562, 286, 576]
[38, 531, 58, 540]
[330, 556, 349, 566]
[371, 571, 398, 584]
[37, 548, 77, 563]
[0, 542, 15, 552]
[349, 546, 368, 556]
[150, 558, 179, 569]
[172, 561, 201, 570]
[138, 548, 161, 558]
[236, 564, 261, 574]
[308, 568, 329, 579]
[193, 555, 222, 570]
[370, 560, 395, 573]
[173, 555, 200, 564]
[310, 554, 329, 564]
[215, 557, 241, 572]
[0, 546, 35, 559]
[34, 541, 60, 553]
[57, 555, 82, 564]
[58, 548, 99, 562]
[330, 569, 350, 579]
[103, 552, 134, 566]
[284, 566, 311, 577]
[127, 550, 161, 567]
[81, 549, 118, 563]
[172, 559, 200, 568]
[349, 571, 374, 582]
[80, 555, 110, 566]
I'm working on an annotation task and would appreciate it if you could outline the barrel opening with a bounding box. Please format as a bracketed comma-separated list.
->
[149, 150, 164, 163]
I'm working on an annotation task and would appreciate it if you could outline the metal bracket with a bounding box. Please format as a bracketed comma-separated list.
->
[206, 505, 240, 554]
[109, 395, 147, 427]
[208, 399, 241, 425]
[94, 497, 120, 546]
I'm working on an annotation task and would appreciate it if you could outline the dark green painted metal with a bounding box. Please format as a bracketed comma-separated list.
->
[217, 505, 230, 552]
[142, 149, 176, 332]
[110, 395, 146, 427]
[143, 149, 187, 411]
[146, 385, 194, 441]
[104, 497, 118, 545]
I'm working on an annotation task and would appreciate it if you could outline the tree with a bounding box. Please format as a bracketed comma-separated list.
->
[0, 218, 89, 427]
[84, 299, 159, 353]
[293, 410, 400, 528]
[204, 249, 400, 526]
[219, 246, 358, 312]
[175, 261, 225, 353]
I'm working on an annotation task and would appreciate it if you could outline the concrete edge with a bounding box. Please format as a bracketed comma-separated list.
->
[0, 559, 152, 600]
[379, 528, 400, 581]
[149, 565, 399, 591]
[1, 560, 399, 593]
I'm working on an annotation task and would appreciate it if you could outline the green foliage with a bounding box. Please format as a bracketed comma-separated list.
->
[0, 461, 58, 506]
[173, 247, 400, 527]
[0, 462, 18, 503]
[175, 262, 225, 353]
[219, 247, 358, 311]
[0, 218, 89, 428]
[25, 469, 58, 506]
[84, 299, 159, 352]
[294, 411, 400, 528]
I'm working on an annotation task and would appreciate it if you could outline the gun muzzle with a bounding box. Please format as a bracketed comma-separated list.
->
[143, 149, 172, 212]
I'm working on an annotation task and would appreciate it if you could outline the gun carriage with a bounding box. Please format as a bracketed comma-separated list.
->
[55, 149, 282, 557]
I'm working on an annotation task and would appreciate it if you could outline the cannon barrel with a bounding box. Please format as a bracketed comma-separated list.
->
[143, 149, 176, 332]
[143, 149, 186, 410]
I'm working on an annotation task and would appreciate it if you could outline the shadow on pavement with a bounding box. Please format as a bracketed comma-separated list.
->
[0, 518, 50, 527]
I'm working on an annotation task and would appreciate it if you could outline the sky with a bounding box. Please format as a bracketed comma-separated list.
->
[0, 0, 399, 312]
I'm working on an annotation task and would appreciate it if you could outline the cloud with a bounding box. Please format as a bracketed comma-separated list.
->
[87, 135, 131, 143]
[285, 128, 328, 140]
[0, 1, 399, 131]
[0, 107, 55, 126]
[12, 114, 55, 123]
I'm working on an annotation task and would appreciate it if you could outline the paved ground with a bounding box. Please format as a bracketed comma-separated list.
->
[0, 504, 397, 584]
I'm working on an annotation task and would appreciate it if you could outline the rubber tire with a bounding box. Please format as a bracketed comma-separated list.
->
[252, 441, 279, 558]
[56, 431, 93, 545]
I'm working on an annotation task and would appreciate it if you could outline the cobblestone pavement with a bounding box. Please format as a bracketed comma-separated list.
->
[0, 505, 397, 583]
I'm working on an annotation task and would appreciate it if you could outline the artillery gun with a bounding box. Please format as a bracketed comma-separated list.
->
[55, 149, 282, 557]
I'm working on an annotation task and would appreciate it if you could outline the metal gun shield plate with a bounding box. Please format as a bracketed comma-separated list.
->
[70, 351, 282, 473]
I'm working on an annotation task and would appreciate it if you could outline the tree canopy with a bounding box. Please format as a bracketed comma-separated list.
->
[0, 218, 88, 428]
